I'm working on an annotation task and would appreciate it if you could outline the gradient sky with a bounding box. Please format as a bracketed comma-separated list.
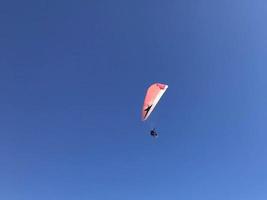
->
[1, 0, 267, 199]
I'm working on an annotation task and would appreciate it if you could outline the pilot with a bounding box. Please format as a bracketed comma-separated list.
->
[150, 128, 158, 137]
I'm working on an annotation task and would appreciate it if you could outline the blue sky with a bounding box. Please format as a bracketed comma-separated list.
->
[1, 0, 267, 199]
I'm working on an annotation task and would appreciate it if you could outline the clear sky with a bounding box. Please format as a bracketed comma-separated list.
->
[1, 0, 267, 199]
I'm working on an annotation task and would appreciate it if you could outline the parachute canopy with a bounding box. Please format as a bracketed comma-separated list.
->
[142, 83, 168, 121]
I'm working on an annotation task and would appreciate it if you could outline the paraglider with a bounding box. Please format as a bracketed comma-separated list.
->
[142, 83, 168, 138]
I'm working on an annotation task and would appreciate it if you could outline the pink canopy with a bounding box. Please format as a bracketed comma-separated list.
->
[142, 83, 168, 121]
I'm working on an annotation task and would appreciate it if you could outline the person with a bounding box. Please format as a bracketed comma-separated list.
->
[150, 128, 158, 138]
